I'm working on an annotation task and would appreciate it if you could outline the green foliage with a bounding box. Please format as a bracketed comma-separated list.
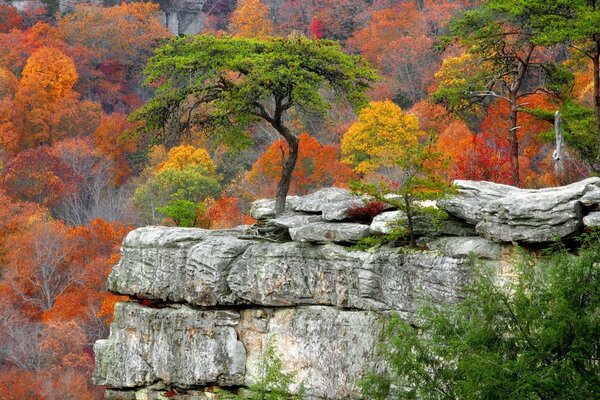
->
[352, 137, 452, 247]
[361, 238, 600, 399]
[131, 34, 377, 145]
[484, 0, 600, 46]
[157, 199, 199, 227]
[528, 100, 597, 165]
[132, 166, 220, 225]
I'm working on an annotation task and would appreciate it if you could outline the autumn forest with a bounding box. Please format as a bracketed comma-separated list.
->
[0, 0, 598, 398]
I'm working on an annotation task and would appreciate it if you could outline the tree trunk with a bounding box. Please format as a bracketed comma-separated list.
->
[509, 102, 520, 187]
[404, 195, 416, 247]
[273, 120, 299, 216]
[593, 39, 600, 172]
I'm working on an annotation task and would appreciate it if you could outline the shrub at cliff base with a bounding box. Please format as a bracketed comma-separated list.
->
[362, 235, 600, 399]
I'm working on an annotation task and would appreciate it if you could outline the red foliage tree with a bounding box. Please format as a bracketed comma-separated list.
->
[0, 5, 23, 33]
[1, 147, 82, 207]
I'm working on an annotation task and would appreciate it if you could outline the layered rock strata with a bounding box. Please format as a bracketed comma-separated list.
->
[95, 179, 600, 399]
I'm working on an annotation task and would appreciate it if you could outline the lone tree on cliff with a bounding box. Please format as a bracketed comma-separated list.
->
[131, 34, 376, 215]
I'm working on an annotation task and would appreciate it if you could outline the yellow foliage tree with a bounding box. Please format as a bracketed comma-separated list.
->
[157, 144, 216, 175]
[341, 100, 421, 174]
[19, 47, 78, 101]
[229, 0, 274, 39]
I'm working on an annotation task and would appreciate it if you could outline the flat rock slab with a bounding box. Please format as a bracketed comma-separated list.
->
[108, 231, 259, 306]
[93, 303, 246, 388]
[289, 221, 371, 243]
[106, 228, 470, 314]
[250, 188, 371, 222]
[440, 178, 600, 243]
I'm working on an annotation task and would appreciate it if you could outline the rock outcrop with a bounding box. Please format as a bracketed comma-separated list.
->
[441, 178, 600, 242]
[95, 179, 600, 399]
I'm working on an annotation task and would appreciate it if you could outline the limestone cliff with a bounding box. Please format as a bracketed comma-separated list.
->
[93, 178, 600, 399]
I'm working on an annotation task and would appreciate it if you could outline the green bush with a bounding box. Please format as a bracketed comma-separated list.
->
[361, 236, 600, 399]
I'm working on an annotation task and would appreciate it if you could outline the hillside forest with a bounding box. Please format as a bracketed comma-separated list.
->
[0, 0, 599, 397]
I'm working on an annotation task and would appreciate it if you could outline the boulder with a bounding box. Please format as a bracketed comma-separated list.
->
[267, 212, 323, 230]
[250, 196, 302, 220]
[370, 211, 403, 235]
[440, 178, 600, 243]
[93, 303, 246, 388]
[250, 188, 371, 222]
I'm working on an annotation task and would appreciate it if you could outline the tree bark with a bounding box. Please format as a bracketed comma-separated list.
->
[273, 119, 299, 216]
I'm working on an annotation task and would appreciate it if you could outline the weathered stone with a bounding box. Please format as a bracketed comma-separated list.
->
[267, 212, 323, 229]
[359, 250, 468, 315]
[289, 221, 371, 243]
[438, 180, 521, 225]
[107, 227, 212, 302]
[291, 187, 359, 214]
[239, 307, 385, 400]
[440, 178, 600, 243]
[107, 227, 470, 314]
[580, 187, 600, 208]
[427, 236, 504, 260]
[251, 188, 371, 222]
[184, 233, 258, 305]
[95, 180, 600, 399]
[583, 211, 600, 228]
[249, 197, 301, 220]
[93, 303, 246, 388]
[228, 242, 468, 314]
[228, 242, 365, 308]
[108, 229, 257, 306]
[438, 217, 477, 237]
[370, 210, 403, 234]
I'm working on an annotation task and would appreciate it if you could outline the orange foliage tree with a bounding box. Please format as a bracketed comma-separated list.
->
[11, 47, 102, 152]
[92, 113, 137, 184]
[229, 0, 274, 39]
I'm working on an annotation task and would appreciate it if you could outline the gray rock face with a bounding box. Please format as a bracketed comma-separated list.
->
[107, 227, 212, 302]
[440, 178, 600, 243]
[94, 303, 246, 388]
[240, 307, 385, 399]
[108, 232, 468, 313]
[289, 221, 371, 243]
[427, 236, 504, 260]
